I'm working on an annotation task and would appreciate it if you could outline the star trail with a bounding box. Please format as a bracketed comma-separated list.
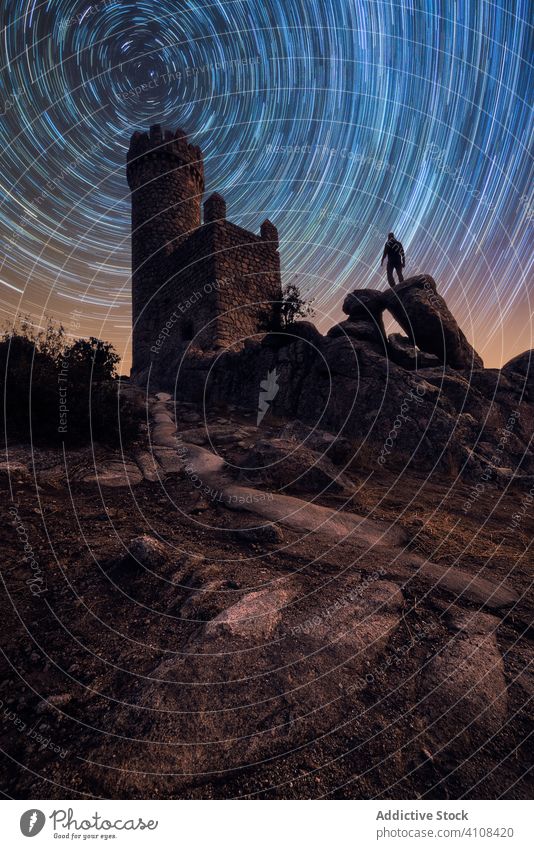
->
[0, 0, 532, 368]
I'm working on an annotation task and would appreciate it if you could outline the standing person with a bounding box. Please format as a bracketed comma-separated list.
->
[381, 232, 405, 287]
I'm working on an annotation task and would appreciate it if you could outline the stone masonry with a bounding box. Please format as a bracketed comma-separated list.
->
[127, 124, 282, 382]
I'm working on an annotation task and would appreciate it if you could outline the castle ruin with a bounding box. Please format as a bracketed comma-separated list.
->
[127, 124, 282, 381]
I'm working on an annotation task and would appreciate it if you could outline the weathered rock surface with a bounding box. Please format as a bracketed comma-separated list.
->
[0, 461, 31, 483]
[241, 437, 353, 494]
[388, 557, 521, 611]
[280, 420, 353, 464]
[134, 450, 162, 482]
[416, 561, 519, 610]
[150, 421, 177, 447]
[152, 447, 184, 474]
[387, 333, 441, 370]
[129, 535, 169, 568]
[78, 459, 144, 487]
[205, 585, 295, 639]
[107, 577, 405, 788]
[327, 318, 387, 354]
[342, 288, 387, 320]
[232, 523, 285, 545]
[383, 275, 484, 370]
[222, 483, 407, 547]
[502, 350, 534, 401]
[419, 610, 508, 755]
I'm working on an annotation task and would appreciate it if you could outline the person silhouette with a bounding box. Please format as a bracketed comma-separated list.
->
[381, 232, 405, 287]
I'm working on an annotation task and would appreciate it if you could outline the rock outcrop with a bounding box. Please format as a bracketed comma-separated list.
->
[383, 275, 484, 370]
[502, 350, 534, 401]
[329, 287, 389, 354]
[387, 333, 441, 370]
[240, 437, 353, 494]
[164, 331, 531, 477]
[342, 287, 387, 321]
[131, 275, 533, 478]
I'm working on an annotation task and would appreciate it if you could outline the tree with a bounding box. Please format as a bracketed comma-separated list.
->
[278, 282, 315, 328]
[65, 337, 120, 383]
[260, 280, 315, 332]
[0, 319, 138, 446]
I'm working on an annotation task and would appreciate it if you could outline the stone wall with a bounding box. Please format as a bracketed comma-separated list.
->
[141, 216, 281, 387]
[128, 124, 281, 379]
[210, 219, 281, 349]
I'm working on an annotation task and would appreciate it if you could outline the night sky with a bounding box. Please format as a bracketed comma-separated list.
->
[0, 0, 532, 370]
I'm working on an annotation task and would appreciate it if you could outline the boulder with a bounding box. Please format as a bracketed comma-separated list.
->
[383, 275, 483, 370]
[152, 447, 184, 474]
[129, 535, 169, 568]
[241, 437, 353, 494]
[327, 318, 387, 355]
[134, 450, 162, 482]
[320, 334, 380, 379]
[411, 559, 519, 610]
[502, 350, 534, 401]
[79, 459, 144, 487]
[232, 523, 285, 545]
[150, 421, 177, 448]
[342, 288, 387, 320]
[337, 289, 389, 355]
[205, 586, 294, 639]
[108, 578, 404, 791]
[387, 333, 441, 370]
[419, 610, 508, 755]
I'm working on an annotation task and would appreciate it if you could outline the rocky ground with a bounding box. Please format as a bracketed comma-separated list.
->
[0, 392, 532, 799]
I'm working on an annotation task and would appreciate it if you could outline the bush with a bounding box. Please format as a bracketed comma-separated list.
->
[0, 319, 140, 447]
[260, 281, 315, 332]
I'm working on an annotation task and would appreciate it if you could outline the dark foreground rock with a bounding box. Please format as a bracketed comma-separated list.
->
[134, 273, 532, 479]
[420, 610, 509, 760]
[163, 336, 532, 478]
[1, 431, 532, 800]
[383, 275, 484, 369]
[240, 437, 353, 494]
[387, 333, 441, 370]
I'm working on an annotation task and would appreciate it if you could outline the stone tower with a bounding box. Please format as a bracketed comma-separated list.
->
[127, 125, 205, 375]
[127, 124, 282, 383]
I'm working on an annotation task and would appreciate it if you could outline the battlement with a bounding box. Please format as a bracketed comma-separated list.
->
[126, 124, 204, 191]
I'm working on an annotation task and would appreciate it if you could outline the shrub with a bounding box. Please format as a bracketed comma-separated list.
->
[0, 319, 140, 447]
[260, 281, 315, 332]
